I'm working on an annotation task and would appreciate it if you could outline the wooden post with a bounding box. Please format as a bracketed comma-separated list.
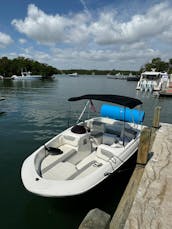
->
[137, 127, 151, 165]
[152, 106, 161, 128]
[110, 128, 151, 229]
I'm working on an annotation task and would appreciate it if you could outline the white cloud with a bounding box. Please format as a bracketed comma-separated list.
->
[49, 45, 160, 70]
[9, 2, 172, 70]
[0, 32, 13, 48]
[90, 2, 172, 44]
[12, 4, 69, 44]
[12, 4, 91, 45]
[19, 38, 27, 44]
[65, 13, 91, 44]
[11, 2, 172, 47]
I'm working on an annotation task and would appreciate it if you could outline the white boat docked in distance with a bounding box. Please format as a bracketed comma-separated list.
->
[136, 69, 169, 92]
[68, 72, 78, 77]
[11, 71, 42, 80]
[0, 97, 5, 101]
[21, 94, 145, 197]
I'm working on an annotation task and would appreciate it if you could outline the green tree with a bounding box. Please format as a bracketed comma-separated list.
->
[143, 57, 169, 72]
[0, 56, 59, 78]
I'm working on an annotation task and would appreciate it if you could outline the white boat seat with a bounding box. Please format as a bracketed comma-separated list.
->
[42, 162, 77, 180]
[62, 134, 79, 147]
[41, 144, 76, 175]
[74, 163, 98, 179]
[96, 144, 114, 161]
[97, 144, 124, 159]
[69, 160, 98, 180]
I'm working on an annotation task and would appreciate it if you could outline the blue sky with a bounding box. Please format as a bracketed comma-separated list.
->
[0, 0, 172, 70]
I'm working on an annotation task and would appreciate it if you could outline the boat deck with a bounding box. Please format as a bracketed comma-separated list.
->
[38, 118, 140, 183]
[40, 125, 136, 181]
[40, 142, 125, 181]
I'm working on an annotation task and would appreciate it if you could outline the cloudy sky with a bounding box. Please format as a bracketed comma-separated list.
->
[1, 0, 172, 70]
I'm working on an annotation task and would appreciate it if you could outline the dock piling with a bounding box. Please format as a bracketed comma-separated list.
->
[136, 127, 151, 165]
[152, 106, 161, 128]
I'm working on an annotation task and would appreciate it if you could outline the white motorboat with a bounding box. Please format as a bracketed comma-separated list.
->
[21, 94, 145, 197]
[136, 69, 169, 92]
[11, 71, 42, 80]
[68, 72, 78, 77]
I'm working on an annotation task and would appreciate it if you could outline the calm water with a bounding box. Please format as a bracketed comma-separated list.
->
[0, 75, 172, 229]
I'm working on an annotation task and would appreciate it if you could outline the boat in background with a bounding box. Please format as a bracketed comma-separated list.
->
[11, 70, 42, 80]
[107, 73, 126, 80]
[127, 77, 139, 81]
[136, 69, 169, 92]
[68, 72, 79, 77]
[127, 73, 140, 81]
[159, 89, 172, 97]
[21, 94, 145, 197]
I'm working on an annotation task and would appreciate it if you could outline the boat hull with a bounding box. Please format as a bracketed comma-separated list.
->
[11, 75, 42, 80]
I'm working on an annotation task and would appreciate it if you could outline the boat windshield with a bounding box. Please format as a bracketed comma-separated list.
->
[142, 74, 161, 80]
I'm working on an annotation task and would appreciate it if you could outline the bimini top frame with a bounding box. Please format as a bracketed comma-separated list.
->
[68, 94, 142, 109]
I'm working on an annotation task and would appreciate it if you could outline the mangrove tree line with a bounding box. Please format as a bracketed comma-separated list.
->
[0, 57, 59, 77]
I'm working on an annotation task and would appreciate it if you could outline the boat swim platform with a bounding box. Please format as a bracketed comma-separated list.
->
[79, 122, 172, 229]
